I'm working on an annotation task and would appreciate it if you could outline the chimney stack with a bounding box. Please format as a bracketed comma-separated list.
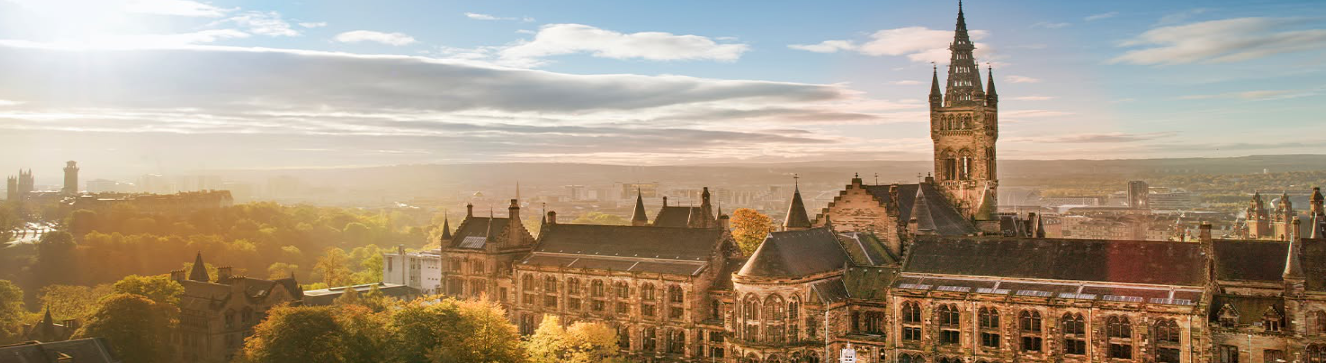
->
[466, 203, 474, 218]
[1199, 222, 1212, 243]
[718, 214, 730, 230]
[546, 211, 557, 225]
[217, 267, 233, 282]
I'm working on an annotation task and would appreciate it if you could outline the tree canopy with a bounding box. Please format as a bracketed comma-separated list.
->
[730, 208, 773, 256]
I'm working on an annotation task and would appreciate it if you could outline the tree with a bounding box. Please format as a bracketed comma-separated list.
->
[570, 212, 629, 226]
[730, 208, 774, 256]
[65, 209, 99, 236]
[337, 305, 392, 363]
[334, 286, 361, 306]
[526, 315, 619, 363]
[35, 231, 79, 286]
[267, 262, 299, 280]
[0, 280, 24, 342]
[37, 284, 112, 324]
[73, 293, 175, 363]
[314, 247, 354, 287]
[113, 274, 184, 306]
[239, 306, 345, 363]
[391, 298, 524, 363]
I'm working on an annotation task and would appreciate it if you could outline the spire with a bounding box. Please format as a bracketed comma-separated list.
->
[910, 188, 937, 234]
[974, 186, 997, 221]
[783, 175, 812, 231]
[441, 213, 452, 240]
[985, 64, 998, 105]
[1310, 187, 1324, 215]
[188, 251, 210, 282]
[1285, 218, 1305, 280]
[944, 0, 983, 107]
[631, 188, 649, 226]
[929, 64, 943, 107]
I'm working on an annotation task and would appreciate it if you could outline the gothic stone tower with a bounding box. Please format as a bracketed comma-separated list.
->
[63, 161, 79, 195]
[930, 1, 998, 219]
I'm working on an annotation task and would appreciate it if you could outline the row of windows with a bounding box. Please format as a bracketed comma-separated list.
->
[521, 275, 684, 303]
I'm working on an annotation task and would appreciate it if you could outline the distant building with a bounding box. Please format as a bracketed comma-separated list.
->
[21, 308, 77, 343]
[1127, 180, 1149, 209]
[1148, 188, 1195, 210]
[85, 179, 133, 193]
[62, 161, 78, 195]
[70, 190, 233, 215]
[302, 282, 420, 306]
[383, 245, 443, 294]
[170, 253, 302, 363]
[6, 169, 33, 201]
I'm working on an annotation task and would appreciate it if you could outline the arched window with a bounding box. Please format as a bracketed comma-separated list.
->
[1264, 307, 1283, 332]
[522, 275, 535, 292]
[1155, 319, 1180, 344]
[1062, 313, 1086, 355]
[899, 353, 925, 363]
[668, 285, 684, 304]
[1307, 344, 1325, 363]
[641, 283, 656, 301]
[668, 330, 685, 354]
[959, 151, 973, 181]
[590, 280, 605, 297]
[642, 327, 657, 351]
[766, 295, 786, 321]
[978, 307, 999, 329]
[1019, 310, 1041, 332]
[567, 278, 580, 296]
[940, 149, 957, 181]
[544, 276, 557, 293]
[864, 311, 885, 334]
[744, 295, 760, 321]
[1107, 316, 1133, 359]
[938, 358, 962, 363]
[1310, 310, 1326, 335]
[902, 301, 921, 323]
[938, 304, 960, 327]
[615, 282, 629, 299]
[978, 307, 1000, 349]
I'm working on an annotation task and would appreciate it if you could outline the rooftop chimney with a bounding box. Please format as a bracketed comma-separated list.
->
[1199, 222, 1212, 243]
[546, 211, 557, 225]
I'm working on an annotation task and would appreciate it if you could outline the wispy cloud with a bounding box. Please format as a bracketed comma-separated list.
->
[1112, 17, 1326, 65]
[334, 31, 417, 46]
[222, 11, 300, 37]
[1005, 75, 1040, 83]
[298, 22, 327, 28]
[1084, 12, 1119, 21]
[1010, 95, 1054, 101]
[500, 24, 749, 66]
[123, 0, 232, 17]
[789, 27, 994, 64]
[1031, 22, 1070, 29]
[1157, 8, 1209, 25]
[1009, 132, 1176, 143]
[1179, 89, 1308, 100]
[892, 80, 922, 86]
[464, 12, 533, 22]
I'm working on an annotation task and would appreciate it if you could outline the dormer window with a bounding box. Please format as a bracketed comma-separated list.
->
[1264, 307, 1283, 332]
[1218, 304, 1239, 328]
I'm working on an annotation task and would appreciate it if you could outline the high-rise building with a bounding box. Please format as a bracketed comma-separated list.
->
[62, 161, 78, 194]
[1127, 180, 1149, 209]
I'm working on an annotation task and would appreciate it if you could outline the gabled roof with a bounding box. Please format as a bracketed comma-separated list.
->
[653, 206, 703, 228]
[449, 216, 530, 250]
[0, 338, 120, 363]
[1213, 239, 1287, 283]
[839, 232, 897, 267]
[738, 227, 848, 279]
[783, 186, 812, 230]
[1209, 295, 1283, 325]
[533, 223, 723, 260]
[905, 236, 1207, 286]
[860, 183, 977, 236]
[188, 252, 209, 282]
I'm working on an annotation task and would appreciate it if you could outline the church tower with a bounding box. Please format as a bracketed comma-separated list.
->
[63, 161, 79, 195]
[930, 1, 998, 220]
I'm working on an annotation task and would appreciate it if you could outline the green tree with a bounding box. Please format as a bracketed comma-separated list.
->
[0, 280, 24, 342]
[391, 298, 524, 363]
[334, 286, 362, 306]
[337, 305, 393, 363]
[36, 231, 79, 286]
[267, 262, 299, 280]
[65, 209, 99, 236]
[37, 284, 112, 323]
[525, 315, 566, 363]
[113, 274, 184, 306]
[314, 247, 354, 287]
[73, 293, 175, 363]
[526, 315, 619, 363]
[570, 212, 629, 226]
[239, 306, 345, 363]
[730, 208, 773, 256]
[343, 222, 371, 245]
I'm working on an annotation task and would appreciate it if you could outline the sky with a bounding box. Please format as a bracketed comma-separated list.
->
[1, 0, 1324, 177]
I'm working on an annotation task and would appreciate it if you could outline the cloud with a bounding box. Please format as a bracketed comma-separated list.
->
[464, 12, 533, 22]
[1010, 96, 1054, 101]
[499, 24, 750, 66]
[892, 80, 922, 86]
[334, 31, 418, 46]
[1009, 132, 1176, 143]
[224, 11, 299, 37]
[1112, 17, 1326, 65]
[299, 22, 327, 28]
[123, 0, 232, 17]
[789, 27, 994, 64]
[1005, 75, 1040, 83]
[1084, 12, 1118, 21]
[1157, 8, 1208, 25]
[787, 40, 855, 53]
[1031, 22, 1070, 29]
[0, 100, 24, 107]
[1179, 90, 1306, 100]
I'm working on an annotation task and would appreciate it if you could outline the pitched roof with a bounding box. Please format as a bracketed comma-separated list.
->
[1212, 239, 1287, 283]
[532, 223, 724, 260]
[188, 252, 209, 282]
[1210, 295, 1283, 325]
[1304, 238, 1326, 291]
[783, 186, 812, 230]
[905, 236, 1207, 286]
[844, 266, 898, 301]
[630, 192, 648, 224]
[653, 206, 702, 228]
[860, 183, 977, 236]
[448, 214, 535, 250]
[738, 228, 848, 279]
[839, 232, 898, 267]
[0, 338, 120, 363]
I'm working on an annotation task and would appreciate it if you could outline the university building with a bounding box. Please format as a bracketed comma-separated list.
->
[385, 4, 1326, 362]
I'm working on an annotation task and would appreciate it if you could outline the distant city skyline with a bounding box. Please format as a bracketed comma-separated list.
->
[1, 0, 1324, 175]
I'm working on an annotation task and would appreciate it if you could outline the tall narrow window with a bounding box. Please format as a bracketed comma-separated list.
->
[979, 307, 1000, 349]
[1062, 313, 1086, 355]
[1107, 316, 1133, 359]
[938, 304, 960, 345]
[1019, 310, 1042, 352]
[1155, 319, 1181, 363]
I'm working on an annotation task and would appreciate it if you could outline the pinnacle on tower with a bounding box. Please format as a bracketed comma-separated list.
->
[188, 252, 210, 282]
[929, 64, 943, 107]
[783, 175, 812, 231]
[944, 1, 984, 106]
[440, 214, 452, 241]
[631, 188, 649, 226]
[985, 65, 998, 106]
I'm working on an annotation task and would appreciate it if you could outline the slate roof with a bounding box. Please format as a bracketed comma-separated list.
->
[839, 232, 897, 267]
[449, 215, 534, 250]
[891, 273, 1203, 305]
[811, 277, 851, 305]
[860, 183, 977, 236]
[0, 338, 120, 363]
[844, 266, 898, 301]
[1304, 238, 1326, 291]
[653, 206, 705, 228]
[178, 275, 302, 312]
[738, 227, 849, 279]
[303, 283, 419, 306]
[1213, 239, 1287, 283]
[520, 223, 725, 276]
[904, 236, 1208, 286]
[783, 187, 812, 230]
